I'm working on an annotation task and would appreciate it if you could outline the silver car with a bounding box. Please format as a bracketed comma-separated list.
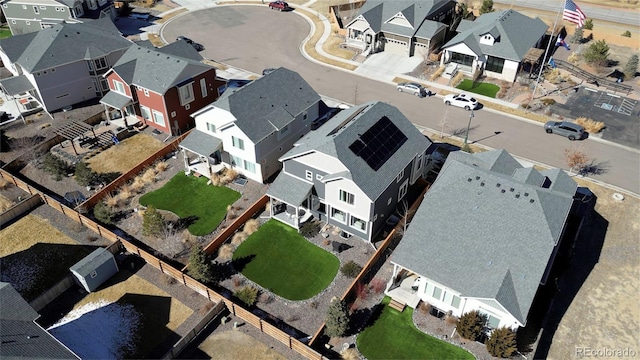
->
[544, 121, 585, 140]
[396, 82, 427, 97]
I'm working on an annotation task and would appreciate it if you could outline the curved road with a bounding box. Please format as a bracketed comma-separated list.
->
[162, 6, 639, 195]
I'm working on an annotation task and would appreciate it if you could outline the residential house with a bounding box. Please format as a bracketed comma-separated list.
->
[1, 0, 116, 35]
[179, 67, 322, 183]
[0, 282, 80, 359]
[345, 0, 456, 57]
[267, 101, 435, 242]
[440, 9, 548, 82]
[100, 41, 224, 135]
[0, 17, 131, 113]
[388, 149, 578, 329]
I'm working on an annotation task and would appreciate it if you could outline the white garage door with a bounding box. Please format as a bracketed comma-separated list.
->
[384, 38, 407, 54]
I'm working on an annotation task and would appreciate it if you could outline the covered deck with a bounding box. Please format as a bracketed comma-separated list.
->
[267, 172, 315, 230]
[179, 129, 226, 179]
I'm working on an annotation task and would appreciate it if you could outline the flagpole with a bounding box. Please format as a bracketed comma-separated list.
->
[527, 1, 564, 112]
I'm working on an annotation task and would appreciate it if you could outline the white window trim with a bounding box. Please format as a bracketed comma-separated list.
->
[398, 179, 408, 200]
[305, 170, 312, 181]
[152, 110, 165, 126]
[350, 215, 366, 232]
[339, 189, 355, 205]
[139, 106, 151, 121]
[113, 80, 125, 94]
[200, 78, 207, 98]
[178, 82, 195, 106]
[331, 208, 347, 223]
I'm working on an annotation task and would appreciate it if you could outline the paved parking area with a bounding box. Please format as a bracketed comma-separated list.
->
[551, 87, 640, 149]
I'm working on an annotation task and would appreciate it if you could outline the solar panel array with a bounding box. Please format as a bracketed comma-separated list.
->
[349, 116, 407, 171]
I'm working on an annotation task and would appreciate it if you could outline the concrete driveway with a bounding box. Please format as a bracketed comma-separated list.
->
[354, 52, 423, 82]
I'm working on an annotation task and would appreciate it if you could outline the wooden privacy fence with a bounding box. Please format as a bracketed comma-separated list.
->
[201, 195, 269, 256]
[0, 193, 42, 227]
[1, 168, 325, 359]
[309, 182, 431, 347]
[81, 131, 191, 209]
[162, 301, 227, 359]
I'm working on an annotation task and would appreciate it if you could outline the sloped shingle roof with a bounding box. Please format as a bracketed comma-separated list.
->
[109, 41, 211, 94]
[443, 9, 548, 61]
[391, 149, 575, 325]
[0, 17, 131, 72]
[281, 101, 432, 200]
[212, 67, 320, 143]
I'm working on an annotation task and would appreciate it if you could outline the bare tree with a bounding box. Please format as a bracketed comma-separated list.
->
[564, 146, 589, 175]
[9, 136, 45, 166]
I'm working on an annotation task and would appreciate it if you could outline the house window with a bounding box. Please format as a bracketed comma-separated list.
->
[432, 286, 442, 300]
[331, 208, 346, 223]
[98, 0, 107, 5]
[90, 271, 97, 279]
[231, 155, 242, 167]
[243, 160, 255, 173]
[339, 190, 354, 205]
[200, 78, 207, 97]
[143, 88, 149, 97]
[206, 123, 216, 132]
[100, 78, 108, 91]
[396, 169, 404, 183]
[398, 179, 408, 200]
[451, 295, 461, 309]
[88, 0, 98, 10]
[152, 110, 165, 126]
[231, 136, 244, 150]
[485, 56, 505, 74]
[93, 57, 108, 71]
[305, 170, 312, 181]
[140, 106, 151, 120]
[33, 6, 39, 14]
[113, 80, 126, 94]
[451, 52, 474, 67]
[350, 216, 366, 231]
[178, 83, 195, 105]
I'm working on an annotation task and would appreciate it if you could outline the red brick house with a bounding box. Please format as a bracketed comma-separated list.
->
[100, 41, 224, 135]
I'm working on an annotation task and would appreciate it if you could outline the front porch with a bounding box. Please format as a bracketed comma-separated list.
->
[385, 269, 421, 309]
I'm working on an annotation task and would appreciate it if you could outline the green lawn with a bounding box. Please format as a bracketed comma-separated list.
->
[139, 172, 241, 236]
[357, 297, 475, 360]
[232, 219, 339, 300]
[456, 80, 500, 98]
[0, 27, 11, 39]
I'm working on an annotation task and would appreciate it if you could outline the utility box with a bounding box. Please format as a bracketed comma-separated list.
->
[70, 248, 119, 293]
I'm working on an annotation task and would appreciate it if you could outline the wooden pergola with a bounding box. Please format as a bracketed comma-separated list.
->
[53, 120, 97, 155]
[522, 48, 545, 78]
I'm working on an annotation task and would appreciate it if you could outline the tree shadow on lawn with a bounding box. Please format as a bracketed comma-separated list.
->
[519, 201, 606, 358]
[230, 254, 256, 274]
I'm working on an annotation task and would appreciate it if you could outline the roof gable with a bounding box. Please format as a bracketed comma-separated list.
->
[283, 101, 431, 199]
[211, 68, 320, 142]
[110, 44, 211, 94]
[443, 9, 548, 61]
[392, 149, 575, 325]
[3, 17, 131, 72]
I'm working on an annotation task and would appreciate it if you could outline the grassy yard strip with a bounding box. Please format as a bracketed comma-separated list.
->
[232, 219, 339, 300]
[139, 172, 241, 236]
[457, 79, 500, 98]
[0, 27, 11, 39]
[357, 297, 474, 360]
[0, 215, 95, 301]
[86, 134, 165, 174]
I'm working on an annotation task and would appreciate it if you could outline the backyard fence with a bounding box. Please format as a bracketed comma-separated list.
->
[80, 131, 191, 210]
[162, 300, 227, 359]
[200, 195, 270, 257]
[308, 181, 431, 347]
[1, 167, 326, 359]
[29, 274, 75, 312]
[0, 193, 42, 227]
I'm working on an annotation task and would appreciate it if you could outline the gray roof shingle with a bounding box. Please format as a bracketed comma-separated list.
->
[355, 0, 451, 39]
[0, 17, 131, 72]
[179, 129, 222, 156]
[109, 41, 211, 94]
[267, 173, 314, 205]
[443, 9, 548, 61]
[212, 68, 320, 143]
[281, 101, 432, 200]
[391, 150, 575, 325]
[0, 283, 79, 359]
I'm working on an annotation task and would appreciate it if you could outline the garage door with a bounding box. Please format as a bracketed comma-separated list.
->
[384, 38, 407, 54]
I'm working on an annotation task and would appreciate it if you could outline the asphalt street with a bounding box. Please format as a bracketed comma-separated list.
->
[162, 6, 640, 195]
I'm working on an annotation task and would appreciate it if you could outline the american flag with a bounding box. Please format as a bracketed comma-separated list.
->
[563, 0, 586, 28]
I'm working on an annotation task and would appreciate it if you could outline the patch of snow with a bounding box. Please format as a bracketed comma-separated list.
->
[48, 300, 142, 359]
